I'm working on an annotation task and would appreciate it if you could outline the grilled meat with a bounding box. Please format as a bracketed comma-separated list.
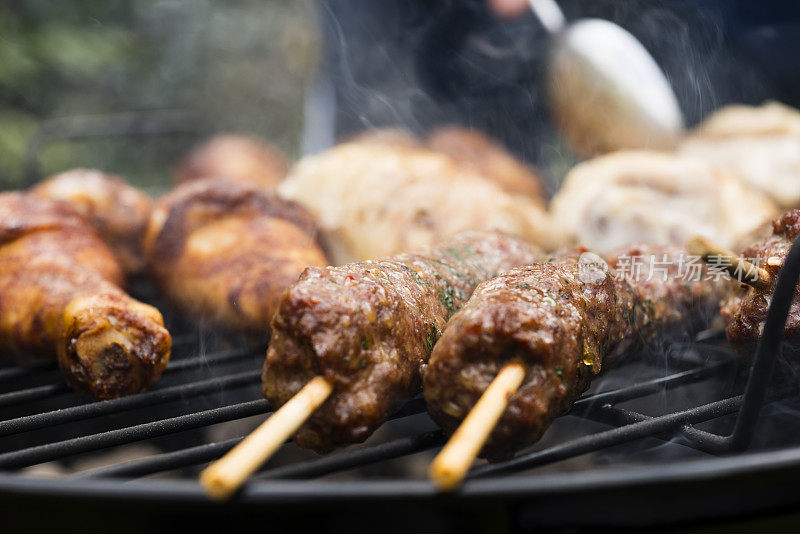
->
[424, 245, 729, 459]
[174, 134, 289, 190]
[680, 102, 800, 208]
[348, 126, 547, 202]
[427, 126, 546, 203]
[722, 210, 800, 347]
[0, 193, 171, 399]
[346, 128, 423, 149]
[31, 168, 152, 274]
[549, 150, 777, 254]
[143, 178, 328, 334]
[262, 231, 541, 452]
[279, 141, 551, 264]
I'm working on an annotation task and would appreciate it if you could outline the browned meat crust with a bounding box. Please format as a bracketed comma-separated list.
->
[262, 231, 541, 452]
[424, 244, 730, 459]
[345, 128, 423, 149]
[427, 126, 546, 203]
[346, 126, 547, 202]
[723, 210, 800, 346]
[144, 178, 328, 333]
[31, 168, 153, 274]
[0, 193, 171, 399]
[174, 134, 289, 190]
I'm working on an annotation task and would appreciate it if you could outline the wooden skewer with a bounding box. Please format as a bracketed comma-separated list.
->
[686, 236, 772, 290]
[429, 361, 526, 491]
[200, 376, 333, 500]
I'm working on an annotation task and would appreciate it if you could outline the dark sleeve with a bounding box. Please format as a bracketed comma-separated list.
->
[315, 0, 796, 165]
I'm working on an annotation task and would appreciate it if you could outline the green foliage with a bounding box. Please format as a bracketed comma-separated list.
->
[0, 1, 318, 190]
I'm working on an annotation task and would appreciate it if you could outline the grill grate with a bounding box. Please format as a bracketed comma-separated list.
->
[0, 331, 786, 491]
[4, 114, 800, 517]
[0, 237, 799, 502]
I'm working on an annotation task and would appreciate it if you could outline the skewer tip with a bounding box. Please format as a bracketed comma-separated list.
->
[685, 236, 711, 258]
[200, 468, 237, 501]
[428, 361, 526, 492]
[686, 235, 772, 290]
[198, 376, 333, 501]
[429, 459, 465, 492]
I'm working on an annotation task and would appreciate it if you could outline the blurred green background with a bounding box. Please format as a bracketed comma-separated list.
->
[0, 1, 319, 192]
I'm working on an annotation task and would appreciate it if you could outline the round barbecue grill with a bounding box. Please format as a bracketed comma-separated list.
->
[5, 275, 800, 532]
[5, 2, 800, 528]
[4, 118, 800, 532]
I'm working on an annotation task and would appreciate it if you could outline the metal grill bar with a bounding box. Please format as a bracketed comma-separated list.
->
[0, 334, 199, 386]
[157, 347, 256, 372]
[571, 358, 732, 411]
[0, 347, 255, 409]
[0, 370, 260, 437]
[0, 400, 269, 469]
[676, 232, 800, 453]
[257, 431, 445, 480]
[0, 322, 774, 490]
[0, 383, 71, 408]
[55, 360, 737, 483]
[0, 365, 56, 384]
[75, 438, 243, 480]
[74, 398, 432, 480]
[469, 396, 743, 480]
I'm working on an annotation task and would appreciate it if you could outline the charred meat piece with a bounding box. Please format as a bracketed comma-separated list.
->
[262, 231, 541, 452]
[424, 245, 730, 459]
[174, 134, 289, 190]
[0, 193, 171, 399]
[722, 210, 800, 347]
[143, 178, 328, 334]
[31, 168, 153, 275]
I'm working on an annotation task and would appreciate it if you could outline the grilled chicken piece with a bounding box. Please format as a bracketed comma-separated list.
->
[424, 244, 731, 459]
[680, 102, 800, 208]
[346, 128, 423, 149]
[0, 193, 171, 399]
[722, 210, 800, 349]
[263, 231, 541, 452]
[31, 168, 152, 274]
[279, 141, 551, 265]
[550, 150, 778, 255]
[174, 134, 289, 190]
[427, 126, 546, 203]
[143, 178, 328, 334]
[347, 126, 547, 202]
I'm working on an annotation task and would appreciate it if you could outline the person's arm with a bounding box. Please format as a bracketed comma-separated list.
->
[486, 0, 528, 19]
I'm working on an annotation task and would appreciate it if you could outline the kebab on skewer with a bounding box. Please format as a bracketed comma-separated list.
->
[200, 230, 542, 499]
[31, 168, 153, 275]
[0, 193, 171, 399]
[688, 209, 800, 353]
[425, 244, 732, 490]
[142, 177, 328, 334]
